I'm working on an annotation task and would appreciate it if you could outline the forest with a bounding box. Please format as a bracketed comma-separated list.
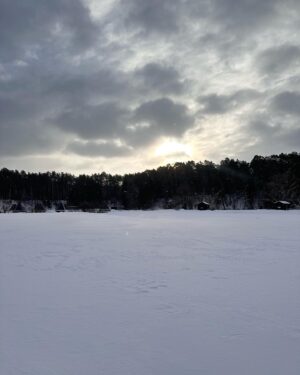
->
[0, 152, 299, 210]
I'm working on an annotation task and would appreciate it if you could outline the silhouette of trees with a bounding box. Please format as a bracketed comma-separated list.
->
[0, 152, 299, 209]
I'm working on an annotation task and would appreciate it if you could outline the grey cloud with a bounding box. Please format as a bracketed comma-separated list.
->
[199, 89, 260, 114]
[134, 98, 194, 136]
[66, 140, 132, 157]
[211, 0, 277, 34]
[0, 119, 62, 157]
[1, 61, 132, 113]
[0, 97, 35, 123]
[124, 125, 162, 148]
[0, 95, 65, 156]
[249, 119, 282, 137]
[120, 0, 278, 37]
[0, 0, 98, 62]
[190, 0, 288, 65]
[122, 0, 181, 34]
[245, 114, 300, 155]
[199, 94, 230, 114]
[0, 55, 195, 157]
[46, 68, 131, 105]
[55, 98, 195, 148]
[258, 45, 300, 76]
[134, 63, 185, 94]
[271, 91, 300, 116]
[54, 102, 130, 140]
[282, 127, 300, 148]
[121, 98, 195, 148]
[1, 0, 299, 168]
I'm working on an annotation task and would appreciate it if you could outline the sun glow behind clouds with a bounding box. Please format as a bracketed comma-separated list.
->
[1, 0, 299, 174]
[155, 139, 192, 158]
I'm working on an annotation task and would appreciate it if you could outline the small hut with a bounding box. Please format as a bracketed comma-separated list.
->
[197, 201, 210, 210]
[273, 201, 291, 210]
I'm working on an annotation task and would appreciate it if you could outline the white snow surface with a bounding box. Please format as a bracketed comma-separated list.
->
[1, 210, 300, 375]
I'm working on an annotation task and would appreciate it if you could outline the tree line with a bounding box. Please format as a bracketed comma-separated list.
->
[0, 152, 299, 209]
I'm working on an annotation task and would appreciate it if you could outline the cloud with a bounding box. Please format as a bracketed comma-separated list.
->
[46, 68, 131, 105]
[238, 87, 300, 157]
[55, 97, 196, 149]
[0, 0, 300, 172]
[0, 0, 99, 62]
[0, 96, 65, 156]
[54, 102, 130, 140]
[119, 0, 280, 39]
[210, 0, 278, 34]
[257, 45, 300, 76]
[134, 63, 185, 94]
[122, 0, 182, 34]
[271, 91, 300, 116]
[134, 98, 194, 136]
[0, 117, 63, 157]
[249, 118, 282, 137]
[282, 127, 300, 148]
[66, 140, 132, 157]
[199, 89, 260, 114]
[243, 112, 300, 157]
[0, 97, 35, 123]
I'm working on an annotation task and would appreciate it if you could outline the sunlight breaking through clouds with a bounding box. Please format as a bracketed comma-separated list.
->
[0, 0, 299, 173]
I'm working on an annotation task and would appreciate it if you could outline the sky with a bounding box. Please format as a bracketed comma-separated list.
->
[0, 0, 300, 174]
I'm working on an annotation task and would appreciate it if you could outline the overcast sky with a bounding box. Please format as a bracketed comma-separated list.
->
[0, 0, 299, 174]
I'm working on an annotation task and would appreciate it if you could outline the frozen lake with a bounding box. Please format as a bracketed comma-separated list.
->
[1, 210, 300, 375]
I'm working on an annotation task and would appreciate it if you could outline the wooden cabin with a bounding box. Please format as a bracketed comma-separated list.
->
[262, 199, 291, 210]
[197, 201, 210, 210]
[273, 201, 291, 210]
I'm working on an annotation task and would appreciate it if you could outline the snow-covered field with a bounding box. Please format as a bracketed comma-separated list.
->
[0, 210, 300, 375]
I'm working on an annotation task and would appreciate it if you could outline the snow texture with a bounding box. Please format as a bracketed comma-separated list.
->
[1, 210, 300, 375]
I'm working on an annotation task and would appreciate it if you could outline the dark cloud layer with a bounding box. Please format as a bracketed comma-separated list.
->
[271, 91, 300, 116]
[127, 98, 194, 147]
[122, 0, 181, 34]
[134, 98, 193, 135]
[120, 0, 280, 37]
[134, 63, 185, 95]
[0, 0, 299, 170]
[210, 0, 277, 34]
[258, 45, 300, 76]
[54, 97, 194, 148]
[0, 0, 98, 62]
[55, 102, 129, 140]
[199, 90, 260, 114]
[247, 117, 300, 153]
